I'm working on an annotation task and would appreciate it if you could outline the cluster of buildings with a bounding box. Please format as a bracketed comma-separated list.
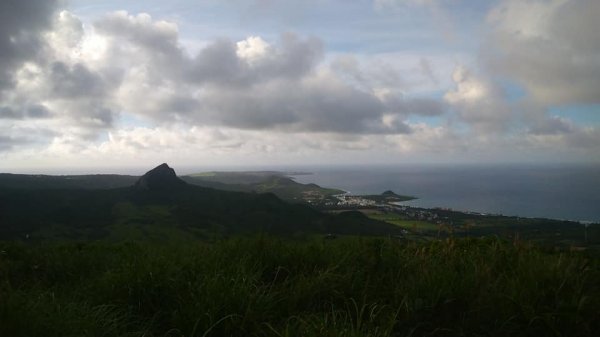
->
[332, 194, 378, 207]
[303, 192, 455, 228]
[303, 193, 379, 208]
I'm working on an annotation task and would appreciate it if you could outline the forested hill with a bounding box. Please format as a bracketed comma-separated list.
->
[0, 173, 138, 190]
[0, 169, 342, 203]
[0, 164, 400, 241]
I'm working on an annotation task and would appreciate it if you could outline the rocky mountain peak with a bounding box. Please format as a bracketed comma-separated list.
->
[134, 163, 187, 191]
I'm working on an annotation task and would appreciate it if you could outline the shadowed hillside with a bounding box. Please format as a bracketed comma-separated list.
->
[0, 164, 400, 241]
[182, 171, 344, 202]
[0, 173, 138, 190]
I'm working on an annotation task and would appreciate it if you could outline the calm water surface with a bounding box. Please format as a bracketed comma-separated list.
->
[292, 164, 600, 222]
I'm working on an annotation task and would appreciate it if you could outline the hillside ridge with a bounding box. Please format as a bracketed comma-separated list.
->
[134, 163, 187, 191]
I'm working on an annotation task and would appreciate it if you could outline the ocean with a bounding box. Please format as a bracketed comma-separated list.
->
[291, 164, 600, 223]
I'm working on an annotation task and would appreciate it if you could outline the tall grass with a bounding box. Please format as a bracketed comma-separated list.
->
[1, 237, 598, 336]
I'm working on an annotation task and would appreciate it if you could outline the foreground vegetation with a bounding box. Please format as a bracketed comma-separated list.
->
[367, 210, 600, 248]
[1, 237, 598, 337]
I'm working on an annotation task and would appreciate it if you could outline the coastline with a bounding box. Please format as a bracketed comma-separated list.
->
[290, 166, 600, 224]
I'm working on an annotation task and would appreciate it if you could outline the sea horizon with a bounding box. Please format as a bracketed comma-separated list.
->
[2, 162, 599, 223]
[290, 163, 600, 223]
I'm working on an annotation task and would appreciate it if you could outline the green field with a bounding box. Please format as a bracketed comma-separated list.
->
[367, 211, 600, 249]
[1, 237, 598, 337]
[368, 213, 439, 232]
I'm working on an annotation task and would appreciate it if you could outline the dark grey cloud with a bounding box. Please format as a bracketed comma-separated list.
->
[528, 116, 574, 136]
[128, 72, 416, 135]
[0, 104, 51, 119]
[403, 98, 445, 116]
[0, 0, 118, 147]
[0, 6, 125, 139]
[50, 62, 107, 99]
[0, 122, 62, 153]
[188, 39, 242, 85]
[90, 11, 413, 135]
[0, 0, 60, 92]
[93, 11, 184, 79]
[192, 77, 410, 134]
[187, 34, 323, 86]
[267, 33, 323, 79]
[0, 5, 439, 155]
[0, 106, 19, 119]
[27, 104, 51, 118]
[0, 134, 36, 152]
[73, 106, 115, 130]
[0, 136, 21, 152]
[382, 95, 445, 117]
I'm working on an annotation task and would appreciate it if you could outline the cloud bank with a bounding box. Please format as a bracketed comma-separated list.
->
[0, 0, 598, 169]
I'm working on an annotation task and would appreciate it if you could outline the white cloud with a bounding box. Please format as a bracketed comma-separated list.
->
[236, 36, 270, 65]
[445, 66, 488, 104]
[0, 1, 599, 168]
[0, 0, 60, 91]
[80, 11, 427, 134]
[485, 0, 600, 105]
[444, 66, 511, 133]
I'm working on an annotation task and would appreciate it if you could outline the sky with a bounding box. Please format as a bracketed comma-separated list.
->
[1, 0, 599, 172]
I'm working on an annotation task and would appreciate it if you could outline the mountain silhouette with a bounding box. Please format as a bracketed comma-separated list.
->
[134, 163, 187, 191]
[0, 164, 403, 240]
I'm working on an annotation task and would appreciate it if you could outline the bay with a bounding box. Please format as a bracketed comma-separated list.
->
[291, 164, 600, 222]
